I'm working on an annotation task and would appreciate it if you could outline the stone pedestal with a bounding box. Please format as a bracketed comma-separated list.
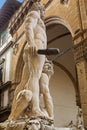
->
[0, 118, 72, 130]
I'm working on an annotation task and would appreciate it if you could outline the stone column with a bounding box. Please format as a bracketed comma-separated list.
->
[74, 37, 87, 128]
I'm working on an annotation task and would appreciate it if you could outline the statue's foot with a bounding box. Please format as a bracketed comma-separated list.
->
[33, 109, 46, 117]
[5, 120, 16, 127]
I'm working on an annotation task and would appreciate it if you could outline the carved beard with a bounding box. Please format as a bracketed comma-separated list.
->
[43, 66, 54, 77]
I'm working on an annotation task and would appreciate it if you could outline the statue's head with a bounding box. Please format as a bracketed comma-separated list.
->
[30, 0, 45, 20]
[43, 59, 54, 77]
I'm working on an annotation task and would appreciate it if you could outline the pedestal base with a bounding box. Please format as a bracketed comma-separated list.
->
[0, 118, 72, 130]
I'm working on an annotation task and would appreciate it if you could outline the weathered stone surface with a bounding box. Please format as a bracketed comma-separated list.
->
[0, 121, 22, 130]
[0, 118, 72, 130]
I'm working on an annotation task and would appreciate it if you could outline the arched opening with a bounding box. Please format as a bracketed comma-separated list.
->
[46, 17, 80, 127]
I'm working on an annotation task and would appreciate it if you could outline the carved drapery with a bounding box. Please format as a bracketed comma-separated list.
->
[44, 0, 53, 8]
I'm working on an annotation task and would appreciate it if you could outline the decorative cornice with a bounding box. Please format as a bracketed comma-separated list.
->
[9, 0, 54, 36]
[74, 38, 87, 63]
[44, 0, 53, 8]
[9, 0, 32, 36]
[73, 29, 87, 41]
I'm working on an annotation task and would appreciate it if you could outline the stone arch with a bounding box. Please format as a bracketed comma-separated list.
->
[45, 16, 81, 107]
[45, 16, 73, 36]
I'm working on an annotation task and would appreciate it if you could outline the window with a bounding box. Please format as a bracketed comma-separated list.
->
[0, 29, 11, 47]
[0, 68, 3, 86]
[3, 90, 9, 107]
[0, 92, 4, 108]
[0, 90, 9, 108]
[0, 35, 2, 47]
[0, 58, 5, 86]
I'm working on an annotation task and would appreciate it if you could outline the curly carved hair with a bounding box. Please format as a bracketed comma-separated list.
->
[42, 59, 54, 76]
[30, 1, 45, 13]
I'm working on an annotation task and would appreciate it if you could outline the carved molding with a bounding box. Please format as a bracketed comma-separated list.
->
[13, 44, 19, 55]
[73, 29, 87, 41]
[9, 0, 31, 35]
[44, 0, 53, 8]
[74, 39, 87, 63]
[9, 0, 54, 36]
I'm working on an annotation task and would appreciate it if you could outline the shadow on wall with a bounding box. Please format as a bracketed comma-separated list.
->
[50, 65, 78, 127]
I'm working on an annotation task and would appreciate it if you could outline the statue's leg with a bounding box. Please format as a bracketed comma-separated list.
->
[9, 90, 32, 120]
[29, 77, 45, 117]
[29, 56, 46, 117]
[40, 74, 54, 119]
[43, 90, 54, 119]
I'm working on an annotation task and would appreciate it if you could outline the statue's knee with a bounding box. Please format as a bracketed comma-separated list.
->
[24, 90, 32, 101]
[16, 89, 32, 102]
[42, 87, 49, 94]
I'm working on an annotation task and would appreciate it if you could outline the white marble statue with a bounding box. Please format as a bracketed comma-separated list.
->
[8, 1, 48, 120]
[40, 59, 54, 119]
[23, 59, 54, 120]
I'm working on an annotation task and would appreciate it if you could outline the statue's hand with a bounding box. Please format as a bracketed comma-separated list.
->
[29, 44, 37, 55]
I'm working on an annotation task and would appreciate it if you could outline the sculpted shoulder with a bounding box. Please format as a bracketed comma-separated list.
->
[27, 11, 40, 19]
